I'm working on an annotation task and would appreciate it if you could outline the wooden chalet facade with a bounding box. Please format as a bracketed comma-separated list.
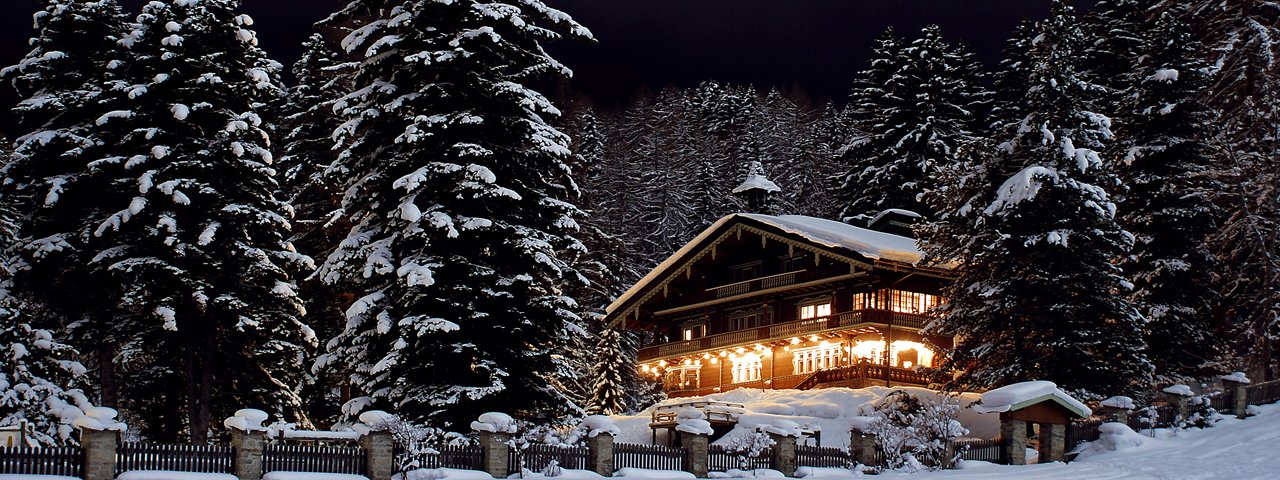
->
[605, 212, 954, 398]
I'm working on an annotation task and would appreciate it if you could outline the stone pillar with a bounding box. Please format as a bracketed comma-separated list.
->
[1162, 391, 1190, 424]
[477, 431, 512, 479]
[1222, 378, 1250, 419]
[1038, 423, 1066, 463]
[768, 433, 797, 477]
[360, 431, 395, 480]
[586, 432, 615, 477]
[678, 431, 709, 478]
[80, 428, 118, 480]
[999, 418, 1027, 466]
[848, 428, 879, 468]
[230, 428, 265, 480]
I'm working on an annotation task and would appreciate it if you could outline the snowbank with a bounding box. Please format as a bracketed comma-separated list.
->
[1071, 423, 1152, 461]
[117, 472, 238, 480]
[506, 469, 603, 479]
[398, 469, 496, 480]
[0, 476, 79, 480]
[262, 473, 369, 480]
[613, 468, 696, 479]
[614, 387, 995, 448]
[795, 466, 858, 479]
[708, 468, 785, 478]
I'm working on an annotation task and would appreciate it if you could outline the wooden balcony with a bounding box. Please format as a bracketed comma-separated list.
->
[659, 364, 931, 397]
[707, 270, 804, 299]
[637, 309, 931, 362]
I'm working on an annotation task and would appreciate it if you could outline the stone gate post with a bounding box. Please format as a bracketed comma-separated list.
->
[767, 432, 797, 477]
[586, 431, 615, 477]
[678, 431, 709, 478]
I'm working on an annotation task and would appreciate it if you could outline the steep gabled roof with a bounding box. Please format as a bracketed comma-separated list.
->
[605, 213, 943, 328]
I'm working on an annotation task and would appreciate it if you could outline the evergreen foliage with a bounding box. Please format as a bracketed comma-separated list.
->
[923, 1, 1153, 398]
[1112, 5, 1225, 381]
[315, 0, 593, 429]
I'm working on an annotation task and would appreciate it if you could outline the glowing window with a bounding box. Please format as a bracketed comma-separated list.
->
[731, 353, 762, 383]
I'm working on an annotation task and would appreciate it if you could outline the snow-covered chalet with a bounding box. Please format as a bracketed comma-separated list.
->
[605, 210, 954, 398]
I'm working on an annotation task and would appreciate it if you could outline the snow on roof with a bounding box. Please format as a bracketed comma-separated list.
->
[741, 214, 924, 264]
[605, 214, 928, 317]
[973, 381, 1091, 418]
[732, 174, 781, 194]
[868, 208, 923, 225]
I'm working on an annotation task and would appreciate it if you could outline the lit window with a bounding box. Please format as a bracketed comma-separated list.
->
[732, 353, 762, 383]
[792, 342, 842, 374]
[855, 290, 944, 313]
[799, 302, 831, 320]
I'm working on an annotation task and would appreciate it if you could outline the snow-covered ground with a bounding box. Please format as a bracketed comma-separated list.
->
[613, 387, 998, 448]
[883, 402, 1280, 480]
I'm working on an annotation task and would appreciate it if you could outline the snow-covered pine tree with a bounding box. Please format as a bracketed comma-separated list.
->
[317, 0, 593, 429]
[839, 25, 990, 219]
[0, 150, 91, 446]
[1112, 5, 1225, 381]
[585, 327, 632, 415]
[19, 0, 315, 441]
[1080, 0, 1145, 109]
[0, 0, 129, 408]
[837, 27, 903, 219]
[922, 0, 1153, 398]
[1189, 0, 1280, 380]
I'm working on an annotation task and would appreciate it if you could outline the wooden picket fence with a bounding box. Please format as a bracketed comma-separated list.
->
[953, 438, 1006, 463]
[510, 443, 590, 474]
[0, 445, 82, 477]
[263, 443, 367, 474]
[613, 442, 686, 471]
[1247, 379, 1280, 405]
[795, 444, 850, 468]
[396, 444, 484, 471]
[116, 442, 233, 474]
[707, 444, 772, 471]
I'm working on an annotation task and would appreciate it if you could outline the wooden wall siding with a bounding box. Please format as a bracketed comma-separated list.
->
[0, 446, 82, 477]
[116, 442, 234, 474]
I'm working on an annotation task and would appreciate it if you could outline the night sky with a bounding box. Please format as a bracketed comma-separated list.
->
[0, 0, 1088, 136]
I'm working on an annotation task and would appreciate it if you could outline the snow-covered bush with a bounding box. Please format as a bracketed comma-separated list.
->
[1182, 393, 1222, 429]
[720, 429, 776, 471]
[864, 390, 966, 471]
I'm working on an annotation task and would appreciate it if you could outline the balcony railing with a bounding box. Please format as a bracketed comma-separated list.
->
[637, 309, 932, 362]
[707, 270, 804, 299]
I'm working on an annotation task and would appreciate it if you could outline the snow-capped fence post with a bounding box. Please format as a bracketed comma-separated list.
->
[759, 420, 801, 477]
[676, 407, 712, 478]
[224, 409, 269, 480]
[357, 411, 397, 480]
[76, 407, 125, 480]
[1161, 385, 1193, 425]
[472, 413, 516, 478]
[1220, 373, 1251, 419]
[580, 415, 620, 477]
[1098, 397, 1135, 425]
[848, 428, 879, 468]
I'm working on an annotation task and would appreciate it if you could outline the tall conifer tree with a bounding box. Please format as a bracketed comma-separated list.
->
[316, 0, 593, 429]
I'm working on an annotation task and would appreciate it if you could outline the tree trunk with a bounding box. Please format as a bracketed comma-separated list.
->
[97, 342, 117, 407]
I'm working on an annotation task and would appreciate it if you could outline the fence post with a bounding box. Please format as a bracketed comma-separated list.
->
[1221, 374, 1250, 419]
[678, 431, 709, 478]
[358, 431, 395, 480]
[848, 428, 878, 468]
[586, 432, 615, 477]
[79, 428, 118, 480]
[476, 431, 512, 478]
[1161, 385, 1192, 424]
[225, 408, 271, 480]
[767, 432, 797, 477]
[999, 417, 1027, 466]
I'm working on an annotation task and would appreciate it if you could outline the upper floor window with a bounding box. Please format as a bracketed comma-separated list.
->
[853, 289, 943, 313]
[682, 323, 706, 341]
[778, 254, 806, 272]
[731, 261, 762, 282]
[729, 308, 766, 331]
[798, 302, 831, 320]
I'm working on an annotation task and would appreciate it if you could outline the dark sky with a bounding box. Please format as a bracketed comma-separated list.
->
[0, 0, 1087, 137]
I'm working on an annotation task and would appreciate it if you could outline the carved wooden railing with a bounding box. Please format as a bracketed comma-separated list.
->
[707, 270, 805, 299]
[794, 364, 931, 390]
[637, 310, 933, 361]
